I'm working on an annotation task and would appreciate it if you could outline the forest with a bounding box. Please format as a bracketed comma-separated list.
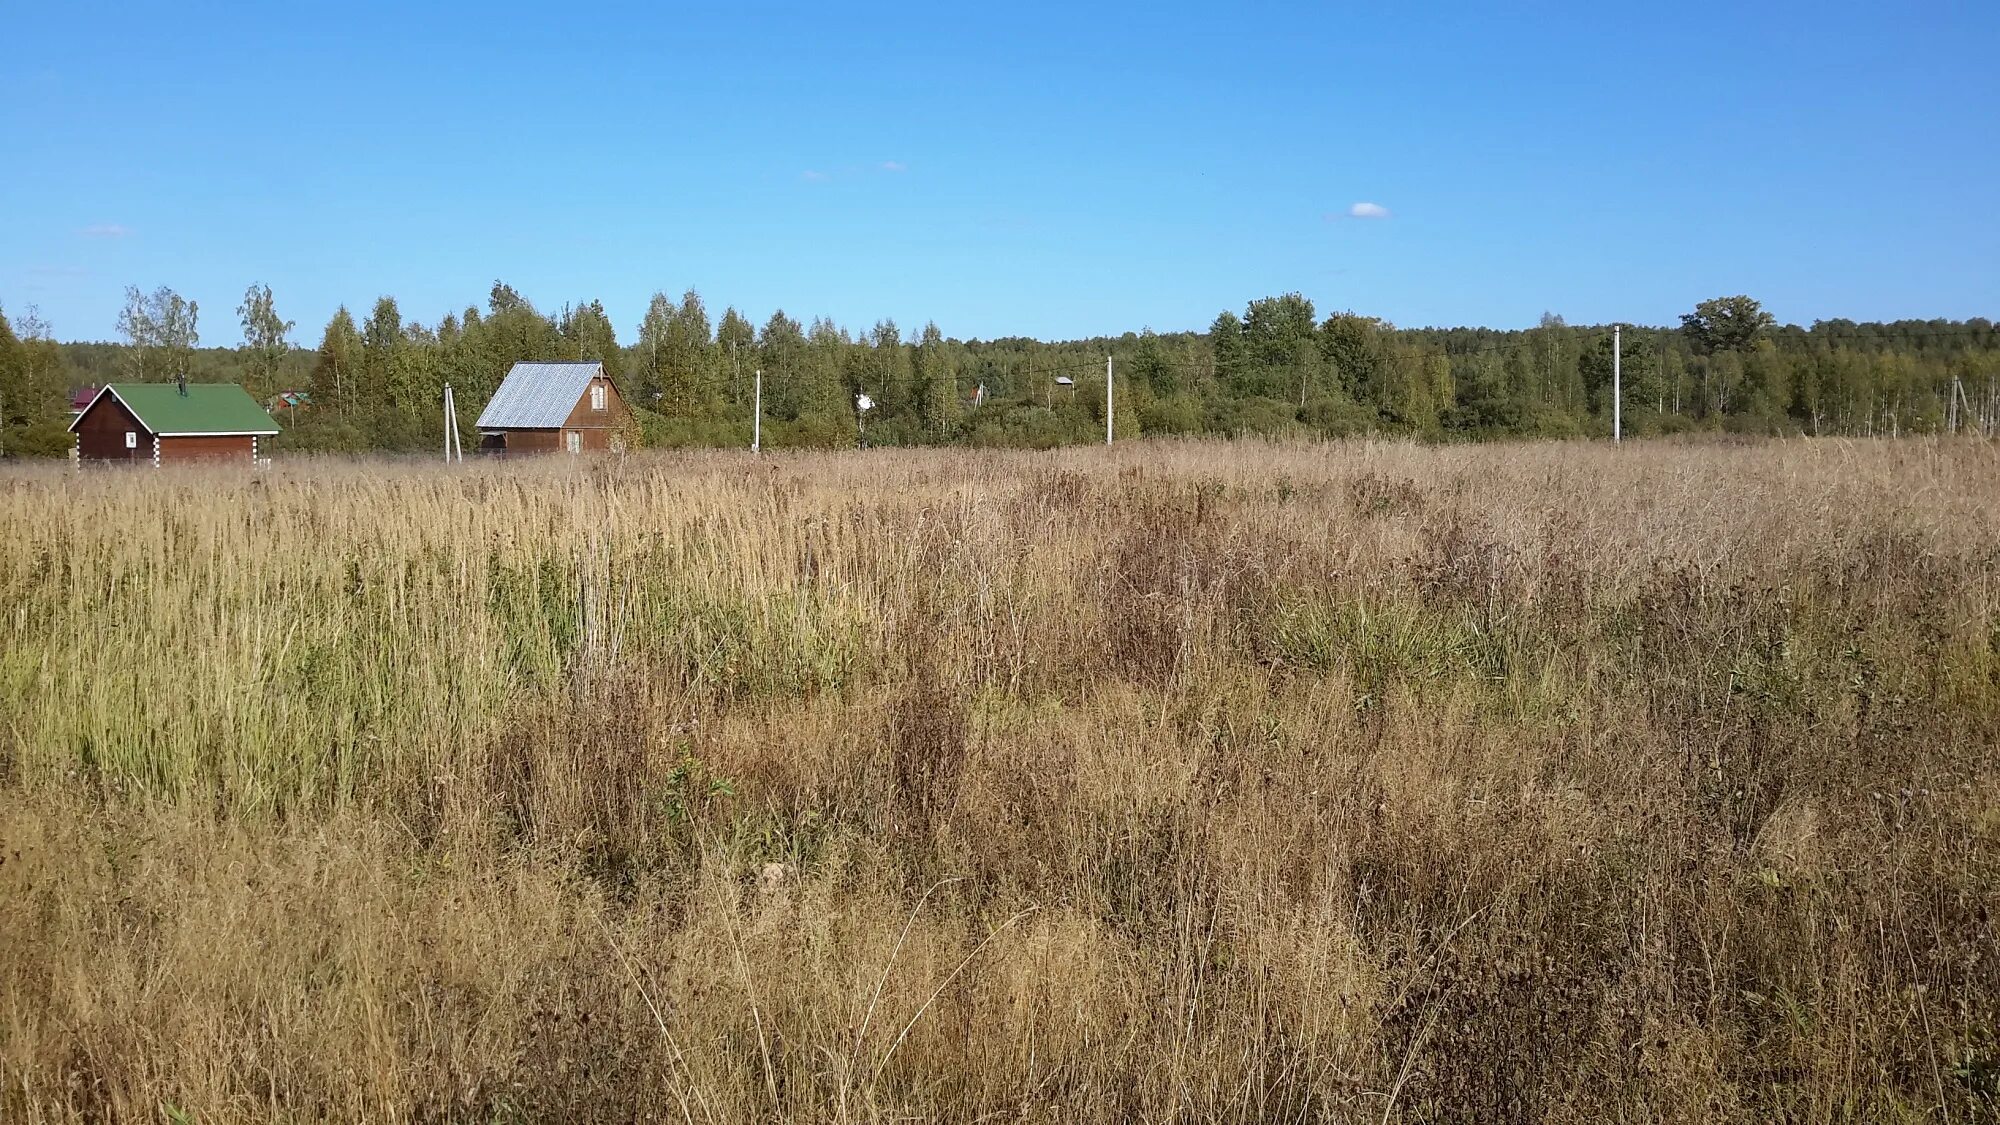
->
[1, 282, 1995, 456]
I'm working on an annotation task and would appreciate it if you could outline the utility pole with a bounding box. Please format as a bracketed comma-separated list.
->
[1612, 324, 1622, 444]
[442, 383, 460, 463]
[1105, 354, 1114, 445]
[751, 369, 762, 452]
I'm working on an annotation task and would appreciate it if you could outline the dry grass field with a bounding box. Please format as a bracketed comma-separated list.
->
[1, 438, 1997, 1123]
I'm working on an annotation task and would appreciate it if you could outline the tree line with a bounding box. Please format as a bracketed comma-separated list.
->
[3, 283, 1996, 456]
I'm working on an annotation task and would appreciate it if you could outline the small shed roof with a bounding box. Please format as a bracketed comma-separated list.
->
[476, 361, 605, 430]
[69, 383, 280, 436]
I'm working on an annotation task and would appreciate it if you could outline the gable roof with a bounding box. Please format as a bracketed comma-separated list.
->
[70, 383, 280, 436]
[475, 361, 605, 429]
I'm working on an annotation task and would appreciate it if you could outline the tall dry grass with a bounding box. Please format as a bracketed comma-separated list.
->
[1, 438, 1996, 1123]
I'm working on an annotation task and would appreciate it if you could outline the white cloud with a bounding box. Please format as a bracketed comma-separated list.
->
[80, 223, 132, 238]
[881, 160, 907, 173]
[1347, 202, 1390, 220]
[802, 170, 829, 182]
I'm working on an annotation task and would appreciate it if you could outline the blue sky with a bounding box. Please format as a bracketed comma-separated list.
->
[2, 1, 1995, 344]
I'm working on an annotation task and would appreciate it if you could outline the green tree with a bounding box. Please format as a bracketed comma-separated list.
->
[912, 321, 958, 437]
[389, 319, 442, 418]
[1660, 346, 1688, 417]
[864, 320, 910, 420]
[666, 290, 715, 412]
[488, 281, 531, 316]
[1527, 313, 1584, 412]
[1209, 310, 1246, 398]
[1241, 294, 1321, 403]
[310, 307, 362, 413]
[1740, 342, 1792, 426]
[0, 306, 70, 456]
[716, 306, 755, 406]
[56, 277, 1997, 449]
[113, 287, 153, 379]
[1320, 313, 1385, 403]
[116, 285, 199, 380]
[473, 283, 558, 402]
[1580, 334, 1662, 428]
[1129, 328, 1176, 395]
[1681, 295, 1774, 356]
[636, 293, 676, 409]
[0, 308, 29, 457]
[236, 283, 294, 397]
[1700, 350, 1746, 417]
[562, 300, 623, 388]
[1380, 350, 1452, 431]
[804, 317, 851, 420]
[360, 297, 404, 412]
[757, 310, 807, 418]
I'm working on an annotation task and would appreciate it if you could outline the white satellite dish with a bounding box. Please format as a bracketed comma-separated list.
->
[856, 393, 874, 412]
[1054, 376, 1074, 387]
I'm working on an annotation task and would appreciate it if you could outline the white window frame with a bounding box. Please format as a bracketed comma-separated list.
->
[124, 431, 138, 449]
[566, 431, 582, 454]
[590, 383, 606, 411]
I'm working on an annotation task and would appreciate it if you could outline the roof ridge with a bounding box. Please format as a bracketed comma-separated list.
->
[73, 382, 280, 435]
[474, 361, 609, 430]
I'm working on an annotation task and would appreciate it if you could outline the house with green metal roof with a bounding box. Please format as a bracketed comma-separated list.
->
[70, 382, 280, 467]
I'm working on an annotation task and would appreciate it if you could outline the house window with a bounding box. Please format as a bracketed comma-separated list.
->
[124, 432, 137, 449]
[566, 431, 582, 454]
[590, 383, 606, 411]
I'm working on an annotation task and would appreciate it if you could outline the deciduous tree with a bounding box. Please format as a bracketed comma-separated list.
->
[1681, 295, 1774, 356]
[310, 307, 362, 413]
[116, 286, 199, 380]
[0, 306, 69, 456]
[236, 283, 294, 396]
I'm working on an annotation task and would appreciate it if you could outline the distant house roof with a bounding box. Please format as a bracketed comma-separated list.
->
[68, 383, 280, 436]
[270, 390, 311, 408]
[70, 386, 99, 411]
[476, 361, 605, 430]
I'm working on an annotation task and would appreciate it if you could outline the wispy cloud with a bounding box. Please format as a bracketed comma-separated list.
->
[801, 170, 830, 182]
[880, 160, 907, 173]
[1346, 202, 1390, 220]
[80, 223, 132, 238]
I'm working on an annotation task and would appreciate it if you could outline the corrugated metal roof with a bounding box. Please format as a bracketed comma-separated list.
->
[475, 362, 603, 429]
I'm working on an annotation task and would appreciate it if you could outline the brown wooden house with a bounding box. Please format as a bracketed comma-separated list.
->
[475, 361, 631, 456]
[70, 383, 280, 467]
